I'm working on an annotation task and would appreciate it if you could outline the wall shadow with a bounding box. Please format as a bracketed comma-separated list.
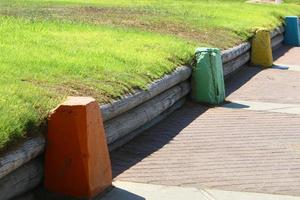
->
[111, 45, 293, 179]
[225, 65, 262, 96]
[99, 187, 145, 200]
[225, 45, 295, 97]
[273, 45, 293, 60]
[34, 186, 146, 200]
[110, 101, 209, 178]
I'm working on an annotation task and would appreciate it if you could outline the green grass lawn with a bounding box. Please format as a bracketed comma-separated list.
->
[0, 0, 300, 150]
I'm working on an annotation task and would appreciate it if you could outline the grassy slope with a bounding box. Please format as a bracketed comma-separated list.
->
[0, 17, 193, 149]
[0, 0, 300, 149]
[2, 1, 300, 46]
[285, 0, 300, 4]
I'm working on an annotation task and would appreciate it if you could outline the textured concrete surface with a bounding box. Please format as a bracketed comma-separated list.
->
[223, 100, 300, 115]
[226, 67, 300, 104]
[273, 46, 300, 72]
[272, 65, 300, 72]
[101, 181, 300, 200]
[273, 46, 300, 68]
[111, 104, 300, 196]
[110, 46, 300, 197]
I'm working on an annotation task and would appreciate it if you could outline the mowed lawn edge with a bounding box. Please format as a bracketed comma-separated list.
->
[1, 0, 300, 150]
[0, 16, 195, 150]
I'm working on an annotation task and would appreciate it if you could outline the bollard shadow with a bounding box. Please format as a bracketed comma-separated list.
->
[222, 101, 250, 109]
[34, 186, 145, 200]
[110, 101, 209, 178]
[272, 64, 290, 70]
[225, 65, 262, 96]
[96, 187, 145, 200]
[273, 45, 293, 60]
[225, 45, 295, 96]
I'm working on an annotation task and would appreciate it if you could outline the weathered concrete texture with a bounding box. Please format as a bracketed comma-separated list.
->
[274, 46, 300, 68]
[0, 160, 43, 200]
[108, 98, 186, 152]
[13, 193, 36, 200]
[221, 42, 250, 64]
[223, 52, 250, 77]
[101, 66, 191, 122]
[271, 33, 284, 50]
[0, 136, 44, 179]
[226, 66, 300, 104]
[111, 103, 300, 196]
[101, 181, 300, 200]
[105, 82, 189, 144]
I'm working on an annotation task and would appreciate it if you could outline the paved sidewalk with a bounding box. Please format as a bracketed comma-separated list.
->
[101, 181, 300, 200]
[110, 46, 300, 198]
[273, 46, 300, 70]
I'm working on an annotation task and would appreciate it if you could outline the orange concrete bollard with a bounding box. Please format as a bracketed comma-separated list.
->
[44, 97, 112, 199]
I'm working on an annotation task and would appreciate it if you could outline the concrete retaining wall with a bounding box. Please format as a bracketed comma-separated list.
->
[0, 27, 285, 200]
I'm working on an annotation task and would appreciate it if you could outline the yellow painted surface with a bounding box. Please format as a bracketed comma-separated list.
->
[251, 29, 273, 67]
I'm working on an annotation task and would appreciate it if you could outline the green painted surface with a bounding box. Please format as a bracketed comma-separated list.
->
[192, 48, 225, 105]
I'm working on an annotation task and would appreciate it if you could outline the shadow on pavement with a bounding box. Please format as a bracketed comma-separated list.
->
[111, 65, 266, 179]
[273, 45, 293, 60]
[225, 65, 262, 96]
[110, 102, 209, 178]
[272, 65, 290, 70]
[222, 102, 250, 109]
[111, 45, 295, 179]
[99, 187, 145, 200]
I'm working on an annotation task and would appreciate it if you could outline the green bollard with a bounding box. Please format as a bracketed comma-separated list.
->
[191, 48, 225, 105]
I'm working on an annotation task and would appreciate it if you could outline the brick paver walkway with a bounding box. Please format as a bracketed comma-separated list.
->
[111, 46, 300, 196]
[226, 67, 300, 104]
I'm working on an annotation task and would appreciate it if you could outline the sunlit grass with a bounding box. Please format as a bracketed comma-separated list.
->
[0, 0, 300, 149]
[0, 16, 194, 148]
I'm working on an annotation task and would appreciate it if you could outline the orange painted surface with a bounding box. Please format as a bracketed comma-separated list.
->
[44, 97, 112, 199]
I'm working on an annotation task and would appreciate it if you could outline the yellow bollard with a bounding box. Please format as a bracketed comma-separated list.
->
[251, 29, 273, 67]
